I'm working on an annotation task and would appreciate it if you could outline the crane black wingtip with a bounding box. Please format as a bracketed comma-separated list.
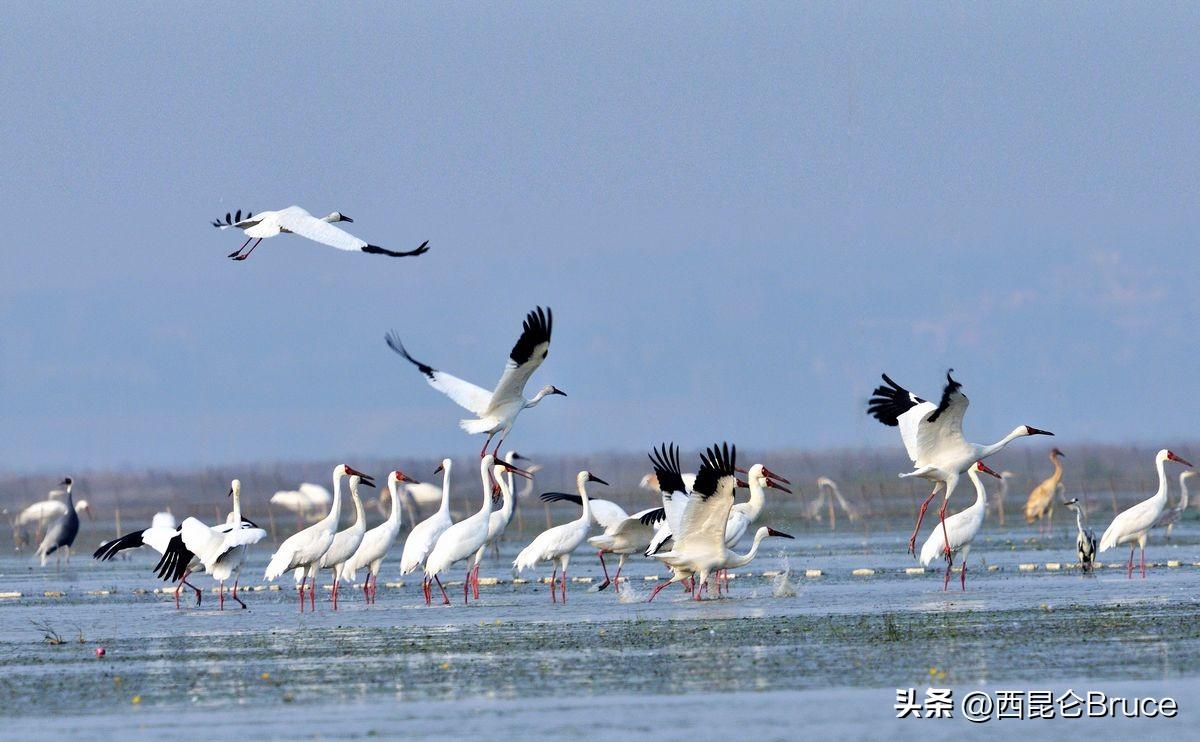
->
[362, 242, 431, 258]
[384, 332, 436, 379]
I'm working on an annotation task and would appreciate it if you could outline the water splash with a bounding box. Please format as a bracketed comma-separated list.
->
[772, 552, 797, 598]
[617, 579, 644, 604]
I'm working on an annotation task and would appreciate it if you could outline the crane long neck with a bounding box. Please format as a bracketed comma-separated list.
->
[232, 489, 242, 525]
[439, 465, 452, 515]
[65, 483, 74, 507]
[387, 482, 402, 526]
[744, 475, 766, 520]
[1153, 456, 1169, 503]
[968, 472, 987, 508]
[496, 470, 515, 520]
[325, 472, 343, 528]
[478, 459, 494, 515]
[1180, 476, 1191, 510]
[524, 389, 549, 408]
[726, 529, 768, 569]
[1074, 507, 1086, 533]
[576, 479, 591, 522]
[979, 429, 1025, 459]
[1050, 453, 1063, 481]
[350, 487, 365, 524]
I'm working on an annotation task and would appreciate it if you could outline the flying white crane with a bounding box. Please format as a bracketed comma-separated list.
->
[386, 307, 566, 457]
[179, 479, 268, 609]
[401, 458, 455, 605]
[1152, 470, 1195, 539]
[1099, 449, 1193, 578]
[648, 444, 793, 601]
[345, 470, 418, 604]
[513, 470, 610, 603]
[867, 370, 1054, 555]
[642, 443, 694, 558]
[1064, 498, 1097, 573]
[314, 475, 370, 610]
[426, 456, 530, 605]
[93, 512, 207, 607]
[264, 464, 374, 611]
[212, 206, 429, 261]
[918, 461, 1001, 590]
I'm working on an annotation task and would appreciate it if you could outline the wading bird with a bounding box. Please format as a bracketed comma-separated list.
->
[36, 478, 81, 570]
[649, 444, 793, 601]
[467, 452, 525, 594]
[867, 370, 1054, 555]
[642, 443, 692, 558]
[1024, 448, 1065, 532]
[314, 475, 370, 610]
[919, 461, 1001, 590]
[1152, 470, 1195, 539]
[177, 480, 268, 610]
[1099, 449, 1193, 578]
[270, 483, 332, 525]
[541, 486, 635, 593]
[213, 206, 429, 261]
[804, 476, 857, 527]
[426, 456, 530, 604]
[513, 470, 609, 603]
[1064, 498, 1097, 573]
[93, 512, 207, 607]
[402, 459, 455, 604]
[345, 470, 417, 604]
[264, 464, 374, 611]
[386, 307, 565, 457]
[993, 470, 1015, 526]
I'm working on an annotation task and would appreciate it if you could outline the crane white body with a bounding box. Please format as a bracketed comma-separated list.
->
[514, 471, 605, 603]
[270, 483, 332, 523]
[400, 459, 454, 579]
[918, 462, 1000, 590]
[345, 471, 411, 603]
[180, 480, 268, 609]
[1099, 449, 1192, 578]
[315, 476, 369, 609]
[425, 457, 499, 604]
[213, 206, 429, 260]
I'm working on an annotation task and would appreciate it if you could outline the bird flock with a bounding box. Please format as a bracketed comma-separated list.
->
[15, 206, 1192, 610]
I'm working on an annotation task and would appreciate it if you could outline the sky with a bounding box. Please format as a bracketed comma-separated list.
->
[1, 3, 1198, 471]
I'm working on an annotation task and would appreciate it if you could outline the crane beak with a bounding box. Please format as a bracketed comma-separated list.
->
[345, 467, 376, 488]
[1168, 452, 1195, 467]
[434, 462, 445, 475]
[975, 461, 1003, 479]
[586, 473, 609, 486]
[736, 480, 749, 489]
[761, 467, 791, 485]
[550, 387, 567, 397]
[1027, 427, 1054, 436]
[502, 463, 534, 480]
[226, 488, 234, 498]
[767, 480, 793, 494]
[395, 471, 418, 485]
[340, 215, 354, 223]
[766, 527, 795, 539]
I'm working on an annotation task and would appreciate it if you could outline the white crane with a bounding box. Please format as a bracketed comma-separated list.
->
[541, 486, 633, 593]
[513, 470, 609, 603]
[805, 476, 860, 526]
[586, 505, 662, 594]
[1152, 470, 1195, 539]
[270, 483, 332, 524]
[345, 470, 418, 604]
[726, 465, 791, 547]
[386, 306, 565, 457]
[179, 479, 268, 609]
[401, 458, 455, 605]
[648, 444, 793, 601]
[1064, 498, 1097, 573]
[264, 464, 374, 611]
[867, 370, 1054, 555]
[314, 475, 371, 610]
[918, 461, 1001, 590]
[642, 443, 694, 558]
[466, 451, 524, 596]
[1099, 449, 1193, 578]
[36, 477, 81, 570]
[93, 512, 207, 608]
[212, 206, 429, 261]
[426, 456, 530, 605]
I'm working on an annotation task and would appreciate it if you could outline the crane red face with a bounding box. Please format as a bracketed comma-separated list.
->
[344, 466, 376, 488]
[974, 461, 1002, 479]
[1167, 451, 1195, 467]
[393, 470, 417, 484]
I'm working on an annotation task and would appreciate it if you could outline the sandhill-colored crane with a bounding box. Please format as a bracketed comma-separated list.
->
[867, 370, 1054, 554]
[919, 461, 1001, 590]
[387, 307, 565, 457]
[1099, 449, 1193, 578]
[804, 476, 858, 528]
[1024, 448, 1065, 532]
[1064, 498, 1097, 573]
[213, 206, 429, 260]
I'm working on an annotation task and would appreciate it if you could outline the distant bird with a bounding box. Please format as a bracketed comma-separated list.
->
[1099, 449, 1193, 578]
[36, 478, 81, 569]
[212, 206, 429, 261]
[264, 464, 374, 611]
[178, 479, 268, 610]
[270, 483, 332, 524]
[1064, 498, 1097, 573]
[314, 475, 369, 610]
[867, 370, 1054, 554]
[993, 471, 1015, 526]
[386, 307, 565, 457]
[1152, 470, 1195, 539]
[401, 458, 455, 605]
[93, 512, 205, 607]
[804, 476, 857, 527]
[16, 492, 92, 548]
[1024, 448, 1066, 531]
[919, 461, 1001, 590]
[649, 444, 793, 601]
[426, 456, 530, 605]
[514, 470, 609, 603]
[345, 470, 418, 604]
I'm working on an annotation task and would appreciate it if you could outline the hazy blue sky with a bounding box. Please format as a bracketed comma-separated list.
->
[2, 3, 1198, 470]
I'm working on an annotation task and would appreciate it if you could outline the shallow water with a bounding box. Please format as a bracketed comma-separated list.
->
[3, 520, 1198, 739]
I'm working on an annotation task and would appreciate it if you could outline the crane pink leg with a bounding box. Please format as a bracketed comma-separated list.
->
[647, 580, 672, 602]
[479, 433, 496, 458]
[612, 561, 623, 594]
[218, 581, 225, 611]
[561, 566, 568, 603]
[942, 557, 953, 591]
[463, 568, 472, 605]
[909, 487, 939, 554]
[938, 500, 951, 559]
[310, 576, 317, 610]
[597, 551, 612, 591]
[550, 565, 558, 604]
[231, 579, 246, 609]
[298, 581, 306, 612]
[1127, 545, 1135, 579]
[960, 562, 967, 591]
[434, 575, 450, 605]
[1140, 545, 1147, 578]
